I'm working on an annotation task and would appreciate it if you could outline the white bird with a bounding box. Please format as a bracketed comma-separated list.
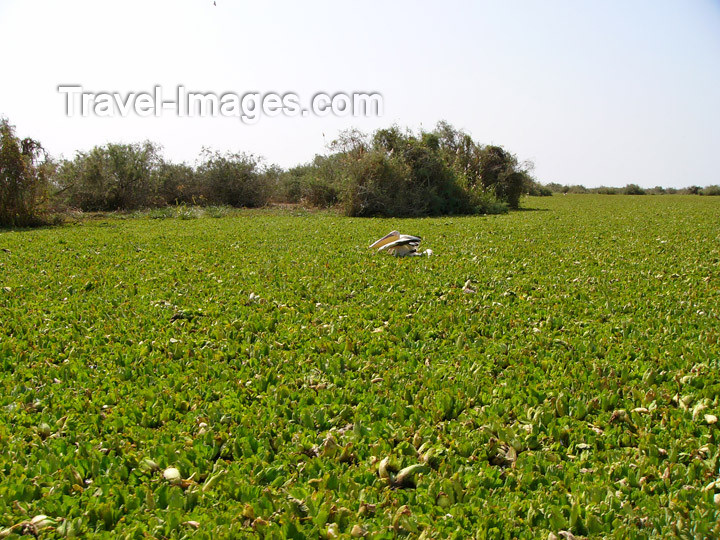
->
[369, 231, 431, 257]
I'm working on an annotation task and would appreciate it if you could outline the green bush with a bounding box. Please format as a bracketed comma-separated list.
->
[277, 158, 340, 207]
[337, 127, 478, 217]
[700, 185, 720, 196]
[4, 119, 540, 221]
[470, 189, 509, 214]
[475, 145, 528, 209]
[0, 118, 52, 228]
[545, 182, 566, 193]
[524, 178, 553, 196]
[276, 166, 305, 203]
[303, 180, 339, 207]
[338, 149, 416, 217]
[154, 162, 198, 205]
[195, 150, 272, 208]
[434, 122, 533, 209]
[279, 123, 526, 216]
[623, 183, 646, 195]
[59, 142, 162, 211]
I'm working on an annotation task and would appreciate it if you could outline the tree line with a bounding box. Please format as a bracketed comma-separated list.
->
[534, 182, 718, 196]
[1, 116, 717, 228]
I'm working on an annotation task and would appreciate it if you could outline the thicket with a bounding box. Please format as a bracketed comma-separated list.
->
[47, 121, 533, 220]
[57, 142, 163, 211]
[56, 144, 274, 212]
[276, 123, 532, 216]
[543, 182, 719, 196]
[0, 118, 52, 227]
[3, 115, 718, 228]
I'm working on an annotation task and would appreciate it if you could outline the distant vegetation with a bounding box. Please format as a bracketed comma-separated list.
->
[1, 115, 718, 228]
[541, 182, 720, 196]
[279, 123, 527, 217]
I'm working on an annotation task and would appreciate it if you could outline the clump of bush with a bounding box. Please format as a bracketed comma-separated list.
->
[429, 122, 532, 211]
[0, 118, 52, 227]
[276, 157, 341, 207]
[9, 111, 720, 231]
[539, 182, 717, 196]
[57, 144, 276, 212]
[338, 127, 479, 217]
[623, 183, 646, 195]
[525, 179, 552, 196]
[58, 142, 163, 211]
[155, 162, 198, 205]
[195, 150, 274, 208]
[279, 123, 531, 217]
[1, 116, 539, 223]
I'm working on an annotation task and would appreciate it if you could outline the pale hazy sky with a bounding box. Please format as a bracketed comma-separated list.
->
[1, 0, 719, 187]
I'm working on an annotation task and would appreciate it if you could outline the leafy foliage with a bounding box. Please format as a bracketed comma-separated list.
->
[288, 123, 530, 217]
[58, 142, 163, 211]
[541, 182, 719, 196]
[623, 183, 646, 195]
[0, 118, 50, 227]
[155, 162, 199, 205]
[276, 157, 341, 208]
[195, 150, 274, 208]
[1, 195, 719, 538]
[58, 145, 276, 212]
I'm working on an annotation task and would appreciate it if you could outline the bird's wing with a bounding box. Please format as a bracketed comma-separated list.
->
[369, 230, 400, 249]
[377, 237, 420, 252]
[397, 234, 421, 243]
[389, 244, 418, 256]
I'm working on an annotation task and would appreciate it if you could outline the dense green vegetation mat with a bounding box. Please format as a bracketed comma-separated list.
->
[1, 195, 719, 538]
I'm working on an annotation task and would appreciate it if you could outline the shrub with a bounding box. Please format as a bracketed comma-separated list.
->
[276, 158, 340, 207]
[525, 179, 553, 196]
[283, 123, 528, 216]
[154, 162, 198, 205]
[59, 142, 162, 211]
[340, 150, 425, 217]
[470, 189, 509, 214]
[338, 128, 477, 217]
[475, 145, 527, 209]
[195, 150, 272, 208]
[0, 118, 50, 227]
[623, 183, 646, 195]
[433, 122, 532, 209]
[393, 133, 477, 215]
[700, 185, 720, 196]
[276, 166, 306, 204]
[303, 180, 339, 207]
[545, 182, 566, 193]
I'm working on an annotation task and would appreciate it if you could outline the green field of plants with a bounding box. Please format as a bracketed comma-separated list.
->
[1, 195, 719, 539]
